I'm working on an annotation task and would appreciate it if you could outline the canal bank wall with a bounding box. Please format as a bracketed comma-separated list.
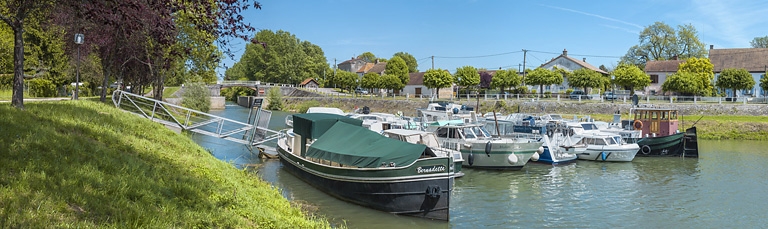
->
[279, 97, 768, 117]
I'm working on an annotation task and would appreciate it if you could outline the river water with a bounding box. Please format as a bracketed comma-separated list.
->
[191, 103, 768, 228]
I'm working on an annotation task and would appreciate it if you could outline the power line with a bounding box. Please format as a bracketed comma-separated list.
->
[434, 50, 523, 59]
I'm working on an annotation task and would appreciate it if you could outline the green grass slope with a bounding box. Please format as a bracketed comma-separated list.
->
[0, 101, 331, 228]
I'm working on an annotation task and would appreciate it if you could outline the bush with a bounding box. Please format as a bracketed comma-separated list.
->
[565, 88, 574, 94]
[181, 82, 211, 112]
[28, 78, 57, 97]
[544, 91, 552, 98]
[0, 74, 12, 89]
[221, 86, 254, 102]
[510, 86, 528, 95]
[296, 100, 321, 113]
[266, 87, 284, 111]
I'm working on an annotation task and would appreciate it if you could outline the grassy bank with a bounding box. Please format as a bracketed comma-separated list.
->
[0, 101, 331, 228]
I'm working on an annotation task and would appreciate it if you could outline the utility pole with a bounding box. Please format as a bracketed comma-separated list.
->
[522, 49, 528, 85]
[431, 56, 434, 70]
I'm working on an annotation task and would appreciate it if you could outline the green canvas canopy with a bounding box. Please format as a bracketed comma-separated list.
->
[292, 113, 363, 139]
[306, 121, 427, 168]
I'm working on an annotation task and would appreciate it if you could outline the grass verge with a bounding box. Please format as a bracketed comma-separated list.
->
[0, 100, 333, 228]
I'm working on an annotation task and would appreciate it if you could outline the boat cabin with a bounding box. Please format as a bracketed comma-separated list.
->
[632, 108, 679, 137]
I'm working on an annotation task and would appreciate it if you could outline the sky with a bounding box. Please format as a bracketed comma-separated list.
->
[217, 0, 768, 77]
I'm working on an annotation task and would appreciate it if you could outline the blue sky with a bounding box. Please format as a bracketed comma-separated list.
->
[218, 0, 768, 77]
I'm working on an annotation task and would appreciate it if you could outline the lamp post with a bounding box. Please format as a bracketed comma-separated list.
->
[611, 75, 615, 104]
[74, 33, 84, 100]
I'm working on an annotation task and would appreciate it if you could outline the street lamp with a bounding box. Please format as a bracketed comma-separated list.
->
[74, 33, 84, 100]
[611, 75, 615, 103]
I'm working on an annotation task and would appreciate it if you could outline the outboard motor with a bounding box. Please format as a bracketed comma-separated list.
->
[362, 106, 370, 114]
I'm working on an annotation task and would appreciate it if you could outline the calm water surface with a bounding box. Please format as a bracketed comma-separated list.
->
[192, 104, 768, 228]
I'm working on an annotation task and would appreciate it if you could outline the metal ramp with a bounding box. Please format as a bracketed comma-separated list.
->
[111, 90, 282, 152]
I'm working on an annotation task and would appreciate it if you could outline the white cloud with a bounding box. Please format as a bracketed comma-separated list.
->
[542, 5, 644, 30]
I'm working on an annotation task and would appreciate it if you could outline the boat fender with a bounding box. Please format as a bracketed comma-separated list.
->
[641, 145, 651, 155]
[633, 120, 643, 129]
[601, 151, 608, 161]
[453, 107, 459, 114]
[468, 153, 474, 166]
[507, 154, 519, 164]
[537, 146, 545, 154]
[485, 141, 492, 157]
[547, 128, 553, 138]
[426, 185, 441, 198]
[530, 152, 540, 161]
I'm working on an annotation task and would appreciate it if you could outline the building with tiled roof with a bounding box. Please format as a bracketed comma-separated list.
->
[538, 49, 608, 94]
[337, 57, 367, 73]
[709, 46, 768, 97]
[403, 70, 452, 98]
[299, 78, 319, 89]
[644, 59, 685, 95]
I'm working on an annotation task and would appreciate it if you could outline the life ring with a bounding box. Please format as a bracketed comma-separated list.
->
[633, 120, 643, 129]
[641, 145, 651, 155]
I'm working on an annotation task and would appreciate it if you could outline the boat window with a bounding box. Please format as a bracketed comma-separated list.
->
[613, 136, 623, 144]
[606, 137, 618, 145]
[476, 126, 490, 137]
[651, 111, 658, 120]
[463, 128, 477, 139]
[661, 111, 668, 120]
[581, 123, 598, 130]
[670, 111, 677, 120]
[593, 138, 607, 145]
[436, 127, 449, 138]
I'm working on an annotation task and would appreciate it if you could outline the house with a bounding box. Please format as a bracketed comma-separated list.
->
[337, 57, 367, 73]
[299, 78, 319, 89]
[538, 49, 608, 93]
[644, 59, 685, 95]
[709, 46, 768, 97]
[403, 71, 453, 98]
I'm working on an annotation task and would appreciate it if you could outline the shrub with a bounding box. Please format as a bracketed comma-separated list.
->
[28, 78, 57, 97]
[266, 87, 284, 111]
[510, 86, 528, 95]
[565, 88, 574, 94]
[296, 100, 321, 113]
[221, 86, 254, 102]
[0, 74, 12, 89]
[181, 82, 211, 112]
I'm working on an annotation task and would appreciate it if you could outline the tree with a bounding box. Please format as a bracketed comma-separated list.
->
[526, 68, 562, 95]
[360, 72, 380, 92]
[357, 52, 377, 63]
[489, 69, 521, 94]
[0, 0, 55, 108]
[612, 63, 650, 96]
[678, 57, 715, 96]
[715, 68, 755, 98]
[393, 52, 418, 73]
[751, 36, 768, 48]
[386, 56, 409, 85]
[454, 66, 480, 88]
[334, 70, 357, 93]
[422, 68, 452, 98]
[662, 72, 703, 95]
[0, 23, 13, 73]
[231, 30, 327, 85]
[266, 86, 284, 110]
[621, 22, 707, 68]
[181, 82, 211, 112]
[380, 74, 404, 95]
[568, 68, 604, 94]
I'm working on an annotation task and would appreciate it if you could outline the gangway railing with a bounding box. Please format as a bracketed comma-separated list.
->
[111, 90, 282, 151]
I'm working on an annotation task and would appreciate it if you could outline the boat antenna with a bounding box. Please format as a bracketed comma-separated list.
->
[690, 116, 704, 128]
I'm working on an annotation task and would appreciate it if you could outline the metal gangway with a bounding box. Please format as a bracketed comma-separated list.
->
[111, 90, 282, 153]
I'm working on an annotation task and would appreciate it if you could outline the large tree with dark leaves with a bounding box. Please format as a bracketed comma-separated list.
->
[52, 0, 261, 101]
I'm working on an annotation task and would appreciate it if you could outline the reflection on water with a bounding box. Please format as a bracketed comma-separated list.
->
[191, 104, 768, 228]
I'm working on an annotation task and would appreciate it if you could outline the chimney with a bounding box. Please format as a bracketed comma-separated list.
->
[375, 59, 379, 64]
[672, 55, 678, 60]
[563, 49, 568, 56]
[583, 58, 586, 62]
[710, 45, 714, 50]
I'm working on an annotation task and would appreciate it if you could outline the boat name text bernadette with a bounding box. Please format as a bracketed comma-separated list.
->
[417, 165, 446, 173]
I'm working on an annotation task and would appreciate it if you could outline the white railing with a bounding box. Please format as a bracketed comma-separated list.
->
[216, 80, 295, 88]
[111, 90, 283, 150]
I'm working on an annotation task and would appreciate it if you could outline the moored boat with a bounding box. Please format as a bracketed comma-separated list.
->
[564, 132, 639, 162]
[484, 115, 578, 165]
[383, 128, 465, 178]
[425, 120, 543, 170]
[277, 113, 452, 220]
[629, 107, 699, 157]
